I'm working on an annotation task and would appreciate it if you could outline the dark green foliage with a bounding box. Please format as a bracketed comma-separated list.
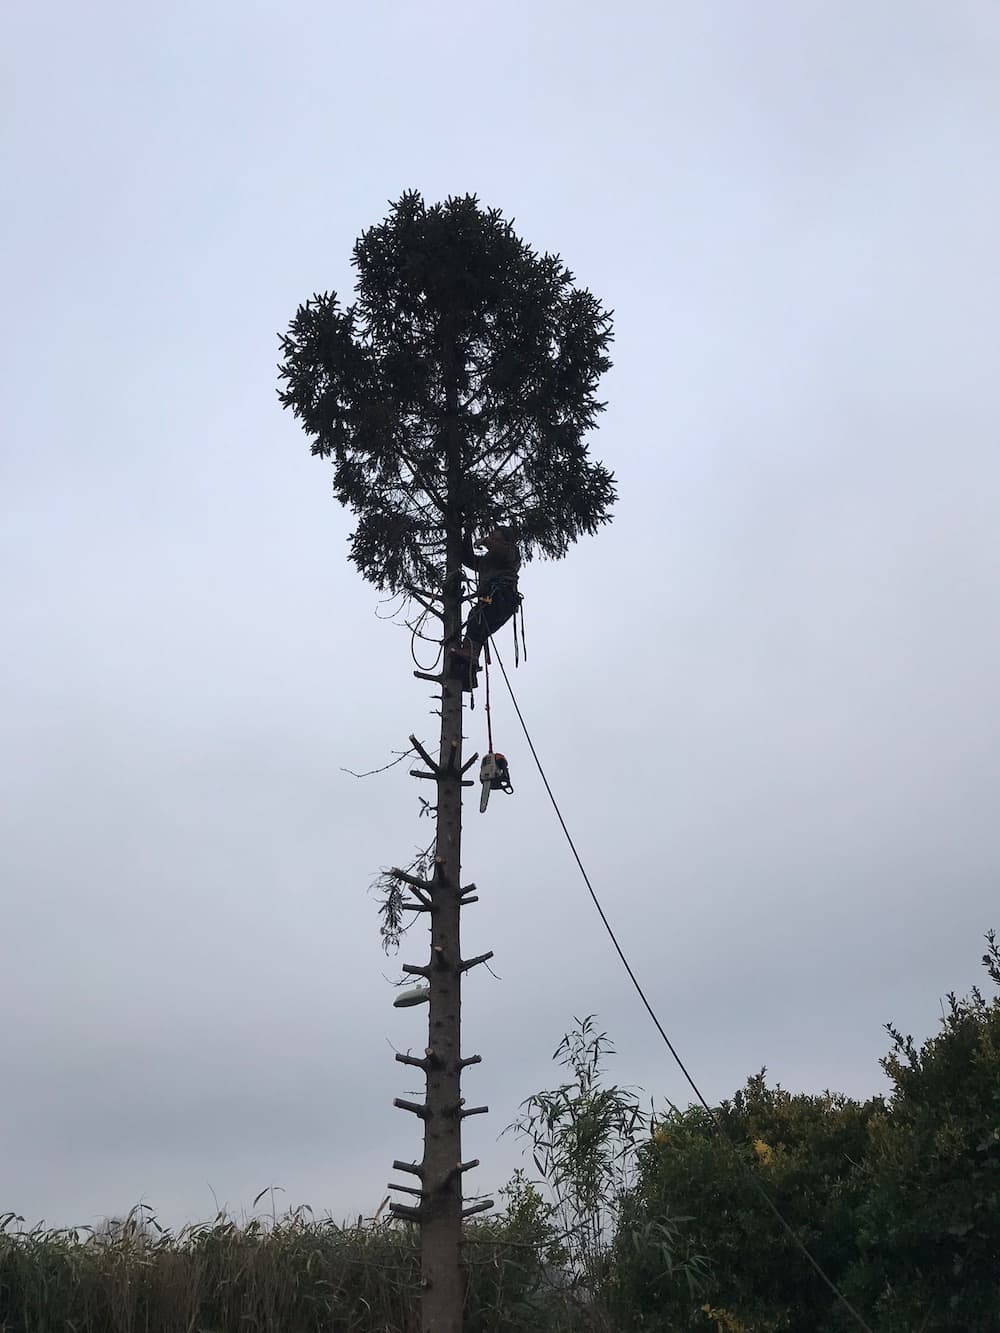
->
[277, 192, 616, 591]
[842, 931, 1000, 1331]
[614, 932, 1000, 1332]
[618, 1079, 879, 1331]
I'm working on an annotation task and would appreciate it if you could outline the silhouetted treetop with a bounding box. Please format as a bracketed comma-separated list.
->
[278, 191, 616, 591]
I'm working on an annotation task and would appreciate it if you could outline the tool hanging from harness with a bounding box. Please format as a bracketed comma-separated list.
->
[479, 641, 514, 812]
[461, 572, 526, 700]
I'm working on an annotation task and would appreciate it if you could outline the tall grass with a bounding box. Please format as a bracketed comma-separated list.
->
[0, 1202, 585, 1333]
[1, 1020, 702, 1331]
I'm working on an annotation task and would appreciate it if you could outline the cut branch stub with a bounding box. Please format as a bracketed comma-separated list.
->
[459, 951, 494, 974]
[460, 1105, 489, 1118]
[388, 1201, 423, 1223]
[459, 1054, 482, 1069]
[395, 1052, 429, 1071]
[461, 1199, 495, 1219]
[388, 1182, 424, 1199]
[394, 1098, 428, 1119]
[393, 1159, 425, 1178]
[391, 868, 434, 893]
[401, 962, 431, 978]
[408, 735, 440, 773]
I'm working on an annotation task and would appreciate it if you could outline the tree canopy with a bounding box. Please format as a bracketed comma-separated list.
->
[277, 191, 616, 591]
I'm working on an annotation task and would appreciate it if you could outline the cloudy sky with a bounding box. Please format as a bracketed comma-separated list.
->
[3, 1, 999, 1231]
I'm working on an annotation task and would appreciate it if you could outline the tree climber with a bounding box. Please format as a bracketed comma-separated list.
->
[449, 525, 521, 689]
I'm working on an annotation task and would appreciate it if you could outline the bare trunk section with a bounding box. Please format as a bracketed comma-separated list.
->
[418, 578, 467, 1331]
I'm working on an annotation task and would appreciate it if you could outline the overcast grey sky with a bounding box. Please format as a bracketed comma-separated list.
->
[3, 1, 999, 1231]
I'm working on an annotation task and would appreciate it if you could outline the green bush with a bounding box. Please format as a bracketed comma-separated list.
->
[843, 932, 1000, 1330]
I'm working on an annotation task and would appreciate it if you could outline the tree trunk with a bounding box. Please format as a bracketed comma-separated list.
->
[419, 329, 470, 1331]
[418, 603, 466, 1328]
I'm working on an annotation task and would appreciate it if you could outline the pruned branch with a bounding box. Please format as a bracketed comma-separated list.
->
[393, 1098, 428, 1119]
[408, 734, 439, 773]
[460, 951, 495, 974]
[387, 1182, 424, 1199]
[461, 1199, 494, 1219]
[395, 1052, 429, 1071]
[391, 868, 434, 893]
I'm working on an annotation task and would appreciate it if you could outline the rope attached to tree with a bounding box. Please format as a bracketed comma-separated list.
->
[483, 641, 494, 754]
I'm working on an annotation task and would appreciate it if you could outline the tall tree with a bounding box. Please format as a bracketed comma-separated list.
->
[278, 191, 615, 1332]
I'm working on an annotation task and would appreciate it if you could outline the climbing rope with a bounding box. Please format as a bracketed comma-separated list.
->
[489, 643, 876, 1333]
[483, 643, 494, 755]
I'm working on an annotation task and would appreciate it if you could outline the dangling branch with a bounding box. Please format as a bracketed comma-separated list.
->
[341, 745, 416, 779]
[406, 591, 444, 622]
[377, 840, 434, 952]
